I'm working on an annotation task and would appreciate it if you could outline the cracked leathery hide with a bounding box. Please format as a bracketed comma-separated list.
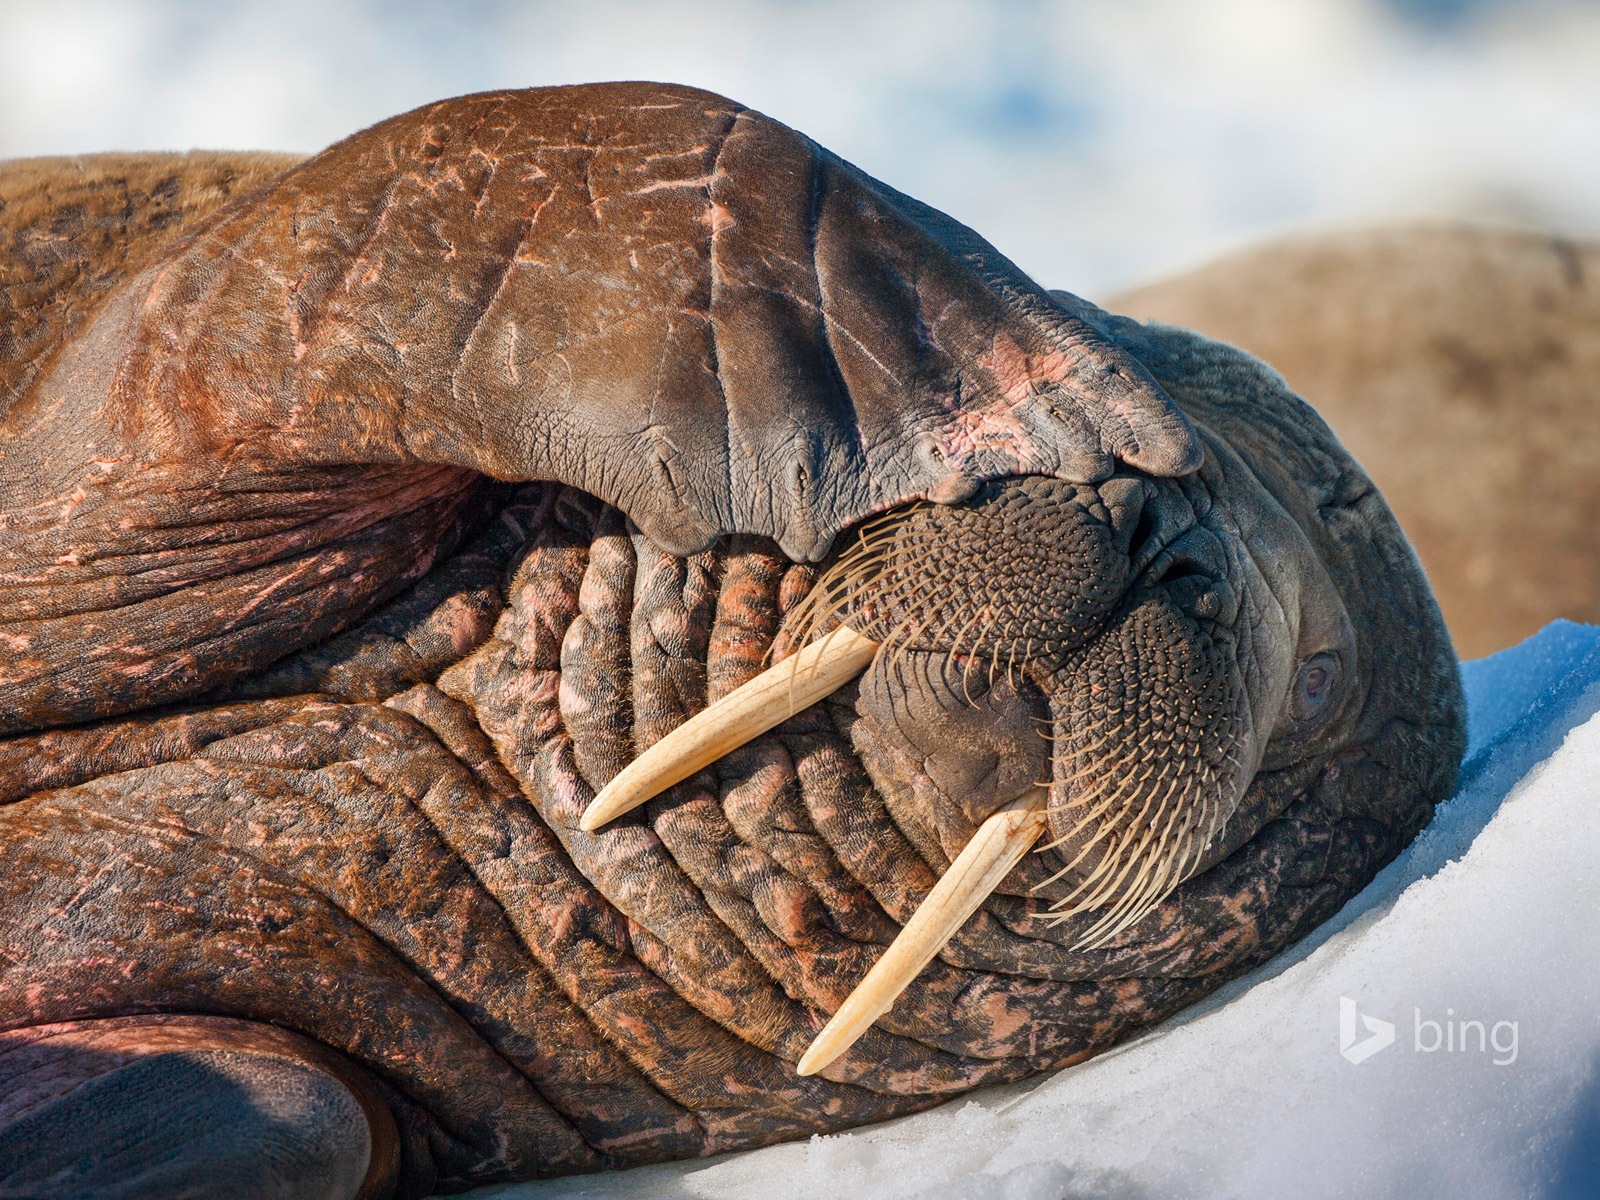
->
[0, 466, 1447, 1192]
[0, 342, 1463, 1193]
[1, 82, 1206, 739]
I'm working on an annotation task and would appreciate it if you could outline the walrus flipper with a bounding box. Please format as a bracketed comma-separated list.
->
[0, 84, 1199, 733]
[3, 84, 1198, 560]
[0, 1019, 397, 1200]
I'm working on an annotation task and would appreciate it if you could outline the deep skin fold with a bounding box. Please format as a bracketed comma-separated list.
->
[0, 88, 1464, 1199]
[0, 82, 1205, 735]
[0, 339, 1465, 1195]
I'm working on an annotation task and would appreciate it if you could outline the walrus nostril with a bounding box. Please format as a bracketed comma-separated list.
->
[1101, 474, 1196, 579]
[1140, 528, 1238, 625]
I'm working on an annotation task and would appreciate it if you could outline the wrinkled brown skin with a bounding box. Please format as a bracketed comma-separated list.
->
[0, 88, 1463, 1199]
[1109, 222, 1600, 658]
[0, 82, 1206, 740]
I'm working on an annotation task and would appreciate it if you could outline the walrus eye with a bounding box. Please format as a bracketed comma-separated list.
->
[1290, 653, 1340, 722]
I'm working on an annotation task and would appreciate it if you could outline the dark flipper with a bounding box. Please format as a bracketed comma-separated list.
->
[0, 83, 1199, 733]
[0, 1018, 398, 1200]
[6, 84, 1198, 558]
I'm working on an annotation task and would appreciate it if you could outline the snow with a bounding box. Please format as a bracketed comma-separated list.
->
[471, 620, 1600, 1200]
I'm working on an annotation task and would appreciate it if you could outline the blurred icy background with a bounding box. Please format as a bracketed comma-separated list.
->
[3, 0, 1600, 296]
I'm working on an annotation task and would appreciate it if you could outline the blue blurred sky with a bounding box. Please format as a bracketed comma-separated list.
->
[3, 0, 1599, 295]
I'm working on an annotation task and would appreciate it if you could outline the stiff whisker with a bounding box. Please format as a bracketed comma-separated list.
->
[1050, 760, 1183, 930]
[1045, 758, 1160, 876]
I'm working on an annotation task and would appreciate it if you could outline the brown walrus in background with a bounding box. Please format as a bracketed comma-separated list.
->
[0, 85, 1463, 1198]
[1109, 222, 1600, 659]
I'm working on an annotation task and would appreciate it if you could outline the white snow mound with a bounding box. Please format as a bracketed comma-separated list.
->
[472, 622, 1600, 1200]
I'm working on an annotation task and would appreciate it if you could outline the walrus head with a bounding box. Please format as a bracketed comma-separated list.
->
[575, 315, 1465, 1078]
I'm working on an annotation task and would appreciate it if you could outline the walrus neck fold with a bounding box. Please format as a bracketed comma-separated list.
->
[0, 455, 491, 735]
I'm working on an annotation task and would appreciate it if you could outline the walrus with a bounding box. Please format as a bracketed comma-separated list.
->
[0, 85, 1463, 1199]
[1109, 222, 1600, 658]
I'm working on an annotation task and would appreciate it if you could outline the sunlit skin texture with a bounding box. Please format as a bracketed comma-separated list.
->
[0, 87, 1463, 1200]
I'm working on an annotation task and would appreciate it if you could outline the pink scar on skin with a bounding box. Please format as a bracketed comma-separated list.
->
[921, 331, 1086, 468]
[984, 331, 1075, 407]
[976, 993, 1031, 1042]
[940, 406, 1041, 463]
[56, 485, 90, 523]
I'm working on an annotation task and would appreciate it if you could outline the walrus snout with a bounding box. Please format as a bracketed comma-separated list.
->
[579, 460, 1293, 1069]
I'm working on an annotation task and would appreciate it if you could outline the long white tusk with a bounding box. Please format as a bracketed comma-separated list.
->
[578, 624, 880, 833]
[795, 785, 1051, 1077]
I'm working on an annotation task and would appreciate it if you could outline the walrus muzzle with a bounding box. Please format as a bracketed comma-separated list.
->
[579, 466, 1273, 1076]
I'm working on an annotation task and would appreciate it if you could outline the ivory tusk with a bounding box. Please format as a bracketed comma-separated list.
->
[578, 624, 880, 833]
[795, 785, 1050, 1078]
